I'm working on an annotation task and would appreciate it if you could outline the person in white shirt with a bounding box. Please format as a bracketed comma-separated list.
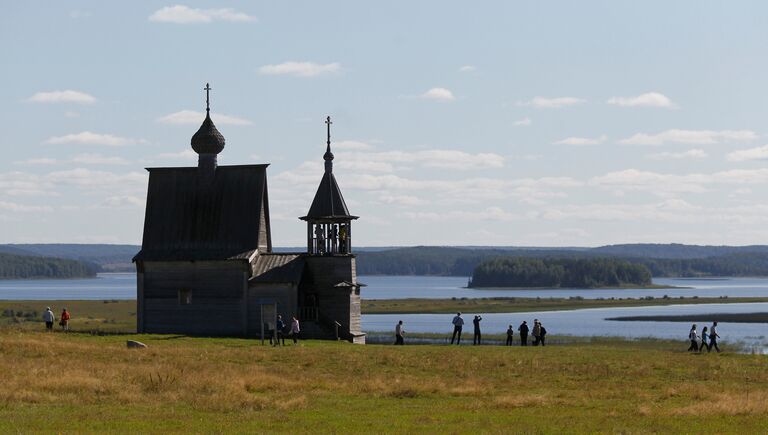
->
[42, 307, 55, 332]
[289, 316, 301, 345]
[394, 320, 404, 345]
[709, 321, 720, 352]
[450, 312, 464, 345]
[687, 324, 699, 352]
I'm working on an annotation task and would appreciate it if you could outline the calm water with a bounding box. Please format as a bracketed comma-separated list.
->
[1, 273, 766, 347]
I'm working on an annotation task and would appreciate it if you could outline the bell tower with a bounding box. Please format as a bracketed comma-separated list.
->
[300, 116, 358, 255]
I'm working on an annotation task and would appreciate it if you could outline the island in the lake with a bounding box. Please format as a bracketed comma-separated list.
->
[469, 257, 653, 289]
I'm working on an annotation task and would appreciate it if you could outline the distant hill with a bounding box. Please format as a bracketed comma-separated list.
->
[0, 253, 98, 279]
[4, 243, 768, 277]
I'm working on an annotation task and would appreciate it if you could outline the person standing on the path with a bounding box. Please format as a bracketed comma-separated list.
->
[505, 325, 514, 346]
[518, 321, 529, 346]
[698, 326, 709, 353]
[472, 315, 483, 345]
[450, 312, 464, 345]
[709, 321, 721, 352]
[289, 316, 300, 344]
[687, 324, 699, 351]
[539, 323, 547, 346]
[395, 320, 405, 345]
[60, 308, 70, 331]
[532, 319, 541, 346]
[274, 315, 286, 346]
[42, 307, 55, 332]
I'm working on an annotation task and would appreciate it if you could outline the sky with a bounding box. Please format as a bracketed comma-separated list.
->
[2, 1, 768, 247]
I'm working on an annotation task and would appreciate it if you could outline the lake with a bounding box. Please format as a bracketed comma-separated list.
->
[1, 273, 766, 349]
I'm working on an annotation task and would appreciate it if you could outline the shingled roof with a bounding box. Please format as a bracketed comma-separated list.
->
[134, 164, 270, 261]
[249, 254, 305, 284]
[301, 171, 357, 220]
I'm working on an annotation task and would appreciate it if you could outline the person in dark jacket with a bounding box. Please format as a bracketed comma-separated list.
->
[450, 312, 464, 345]
[472, 315, 483, 345]
[518, 321, 529, 346]
[539, 323, 547, 346]
[274, 315, 286, 346]
[505, 325, 514, 346]
[394, 320, 404, 345]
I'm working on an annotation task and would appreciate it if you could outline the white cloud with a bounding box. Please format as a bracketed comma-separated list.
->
[14, 158, 58, 166]
[513, 117, 531, 126]
[0, 201, 53, 213]
[157, 110, 252, 125]
[333, 140, 375, 151]
[553, 134, 606, 146]
[619, 129, 757, 146]
[154, 149, 197, 161]
[71, 153, 130, 165]
[518, 96, 585, 108]
[378, 194, 424, 206]
[44, 131, 142, 146]
[258, 62, 341, 78]
[419, 87, 455, 102]
[64, 111, 80, 118]
[727, 144, 768, 162]
[148, 5, 255, 23]
[458, 65, 476, 72]
[607, 92, 676, 108]
[100, 195, 145, 208]
[647, 149, 708, 160]
[27, 90, 96, 104]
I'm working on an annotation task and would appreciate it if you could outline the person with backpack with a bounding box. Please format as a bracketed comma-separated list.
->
[518, 321, 529, 346]
[698, 326, 709, 353]
[687, 324, 699, 351]
[394, 320, 405, 345]
[539, 323, 547, 346]
[60, 308, 70, 331]
[505, 325, 514, 346]
[532, 319, 541, 346]
[709, 321, 721, 352]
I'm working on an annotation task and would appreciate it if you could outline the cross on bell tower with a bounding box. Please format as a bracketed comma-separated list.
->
[204, 83, 212, 113]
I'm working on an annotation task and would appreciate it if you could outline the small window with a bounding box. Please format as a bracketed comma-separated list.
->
[179, 289, 192, 305]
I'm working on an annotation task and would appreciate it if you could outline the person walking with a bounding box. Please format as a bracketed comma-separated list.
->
[472, 315, 483, 345]
[289, 316, 300, 344]
[518, 321, 529, 346]
[60, 308, 70, 331]
[532, 319, 541, 346]
[395, 320, 405, 345]
[539, 323, 547, 346]
[687, 324, 699, 351]
[450, 312, 464, 345]
[42, 307, 55, 332]
[698, 326, 709, 353]
[709, 321, 721, 352]
[505, 325, 514, 346]
[274, 315, 286, 346]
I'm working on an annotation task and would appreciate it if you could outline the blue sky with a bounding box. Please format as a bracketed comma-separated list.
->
[2, 1, 768, 246]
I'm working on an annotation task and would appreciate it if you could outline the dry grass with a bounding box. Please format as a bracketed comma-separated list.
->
[0, 330, 766, 433]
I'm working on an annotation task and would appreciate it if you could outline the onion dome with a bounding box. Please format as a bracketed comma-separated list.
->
[191, 113, 225, 155]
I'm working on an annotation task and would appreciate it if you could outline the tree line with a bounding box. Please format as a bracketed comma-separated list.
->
[470, 257, 652, 288]
[0, 253, 98, 279]
[356, 247, 768, 278]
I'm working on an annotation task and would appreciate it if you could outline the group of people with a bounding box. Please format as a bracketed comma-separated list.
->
[687, 321, 721, 352]
[510, 319, 547, 346]
[41, 307, 70, 332]
[394, 312, 549, 346]
[268, 315, 301, 346]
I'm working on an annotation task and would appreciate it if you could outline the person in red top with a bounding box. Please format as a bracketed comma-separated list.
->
[60, 308, 70, 331]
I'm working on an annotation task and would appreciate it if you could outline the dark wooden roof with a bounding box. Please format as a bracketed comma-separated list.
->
[134, 164, 269, 261]
[249, 254, 305, 284]
[300, 172, 358, 221]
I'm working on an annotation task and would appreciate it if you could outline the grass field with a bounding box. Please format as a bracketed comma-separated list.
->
[1, 329, 766, 433]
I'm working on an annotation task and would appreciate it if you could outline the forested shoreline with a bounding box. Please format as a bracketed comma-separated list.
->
[0, 253, 98, 279]
[470, 257, 652, 288]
